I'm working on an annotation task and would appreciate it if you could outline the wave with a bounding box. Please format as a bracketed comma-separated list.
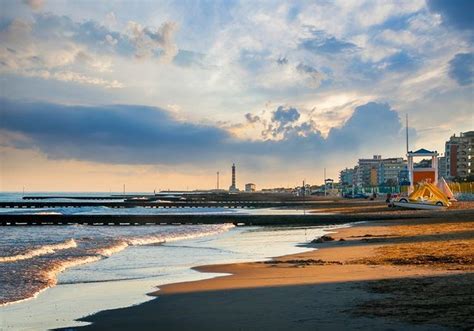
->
[0, 255, 102, 307]
[0, 239, 77, 263]
[96, 240, 129, 257]
[126, 224, 235, 246]
[35, 211, 63, 215]
[96, 224, 235, 255]
[0, 223, 235, 306]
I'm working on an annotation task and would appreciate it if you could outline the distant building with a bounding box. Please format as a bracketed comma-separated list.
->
[229, 163, 239, 193]
[378, 157, 407, 186]
[339, 168, 355, 186]
[245, 183, 256, 192]
[438, 156, 446, 180]
[354, 155, 407, 187]
[445, 131, 474, 180]
[355, 155, 382, 187]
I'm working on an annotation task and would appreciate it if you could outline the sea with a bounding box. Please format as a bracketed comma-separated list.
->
[0, 192, 350, 330]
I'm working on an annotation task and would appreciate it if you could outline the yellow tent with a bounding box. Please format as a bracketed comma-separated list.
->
[408, 182, 451, 207]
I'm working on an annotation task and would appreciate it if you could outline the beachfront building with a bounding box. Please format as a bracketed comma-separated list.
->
[355, 155, 383, 187]
[245, 183, 256, 192]
[378, 158, 407, 186]
[445, 131, 474, 180]
[438, 155, 447, 180]
[346, 155, 407, 191]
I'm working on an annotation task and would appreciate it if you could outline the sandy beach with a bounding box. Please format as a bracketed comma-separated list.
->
[64, 202, 474, 331]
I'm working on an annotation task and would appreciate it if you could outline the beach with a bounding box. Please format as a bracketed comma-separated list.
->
[0, 217, 348, 330]
[72, 204, 474, 331]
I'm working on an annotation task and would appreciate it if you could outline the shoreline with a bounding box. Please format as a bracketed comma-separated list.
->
[72, 209, 474, 330]
[154, 221, 462, 296]
[1, 224, 344, 330]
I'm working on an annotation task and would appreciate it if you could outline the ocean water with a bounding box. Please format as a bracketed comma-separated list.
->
[0, 192, 347, 330]
[0, 223, 235, 306]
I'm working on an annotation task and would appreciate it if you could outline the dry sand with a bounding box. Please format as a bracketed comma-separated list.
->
[69, 204, 474, 331]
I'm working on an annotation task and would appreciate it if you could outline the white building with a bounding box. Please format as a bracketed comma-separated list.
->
[245, 183, 256, 192]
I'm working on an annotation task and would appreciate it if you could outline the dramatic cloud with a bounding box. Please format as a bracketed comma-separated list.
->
[327, 102, 403, 150]
[427, 0, 474, 31]
[0, 99, 229, 164]
[448, 53, 474, 86]
[0, 99, 408, 167]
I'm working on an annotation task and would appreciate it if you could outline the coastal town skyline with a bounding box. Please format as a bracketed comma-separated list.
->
[1, 0, 473, 191]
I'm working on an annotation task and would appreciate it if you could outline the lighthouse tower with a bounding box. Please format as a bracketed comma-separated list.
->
[229, 163, 239, 193]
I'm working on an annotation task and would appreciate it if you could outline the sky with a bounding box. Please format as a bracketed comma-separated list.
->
[0, 0, 473, 192]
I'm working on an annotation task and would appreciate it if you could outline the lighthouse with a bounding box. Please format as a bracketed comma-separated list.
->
[229, 163, 239, 193]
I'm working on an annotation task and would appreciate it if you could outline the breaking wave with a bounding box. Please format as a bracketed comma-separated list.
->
[0, 239, 77, 263]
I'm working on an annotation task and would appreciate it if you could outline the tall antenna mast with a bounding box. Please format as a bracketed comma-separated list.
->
[406, 114, 409, 155]
[324, 168, 327, 197]
[217, 171, 220, 190]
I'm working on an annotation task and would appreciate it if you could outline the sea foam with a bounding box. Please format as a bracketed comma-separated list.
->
[0, 239, 77, 263]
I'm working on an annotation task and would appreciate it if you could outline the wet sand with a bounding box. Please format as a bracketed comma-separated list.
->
[66, 203, 474, 330]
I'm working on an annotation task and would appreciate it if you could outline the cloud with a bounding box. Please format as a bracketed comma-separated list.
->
[300, 29, 358, 54]
[427, 0, 474, 31]
[0, 99, 229, 164]
[126, 21, 179, 62]
[0, 99, 409, 167]
[296, 63, 324, 87]
[327, 102, 403, 150]
[0, 13, 180, 87]
[272, 106, 300, 125]
[448, 53, 474, 86]
[245, 113, 261, 123]
[260, 105, 322, 139]
[0, 17, 124, 88]
[22, 70, 124, 88]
